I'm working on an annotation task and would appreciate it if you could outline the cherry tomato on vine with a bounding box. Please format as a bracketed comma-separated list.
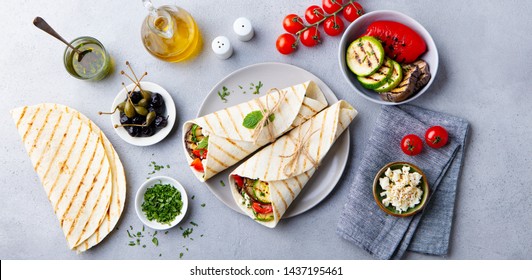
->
[300, 26, 321, 47]
[322, 0, 343, 14]
[283, 14, 305, 34]
[401, 134, 423, 156]
[305, 5, 325, 24]
[323, 15, 344, 36]
[343, 1, 364, 22]
[425, 126, 449, 149]
[276, 33, 297, 55]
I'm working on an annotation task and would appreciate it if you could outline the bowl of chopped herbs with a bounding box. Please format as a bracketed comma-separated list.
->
[135, 176, 188, 230]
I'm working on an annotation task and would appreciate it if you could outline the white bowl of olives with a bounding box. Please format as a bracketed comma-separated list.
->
[109, 81, 176, 146]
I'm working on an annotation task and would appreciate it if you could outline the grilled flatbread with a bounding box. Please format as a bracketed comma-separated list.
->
[11, 104, 123, 251]
[43, 104, 126, 253]
[183, 81, 328, 182]
[229, 100, 357, 228]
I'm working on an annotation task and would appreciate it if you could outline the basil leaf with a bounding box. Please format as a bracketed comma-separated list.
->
[268, 113, 275, 123]
[196, 136, 209, 149]
[191, 124, 198, 143]
[242, 110, 264, 129]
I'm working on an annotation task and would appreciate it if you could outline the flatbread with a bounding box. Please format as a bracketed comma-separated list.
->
[230, 100, 357, 228]
[183, 80, 328, 181]
[11, 104, 124, 251]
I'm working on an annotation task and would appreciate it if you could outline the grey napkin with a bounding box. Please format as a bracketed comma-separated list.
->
[336, 105, 469, 259]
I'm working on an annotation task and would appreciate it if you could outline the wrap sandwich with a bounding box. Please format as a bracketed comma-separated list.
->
[229, 100, 357, 228]
[183, 81, 328, 182]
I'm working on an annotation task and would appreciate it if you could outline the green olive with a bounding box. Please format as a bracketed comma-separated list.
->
[137, 98, 149, 108]
[145, 111, 156, 126]
[135, 105, 148, 116]
[141, 90, 152, 100]
[125, 100, 136, 118]
[117, 101, 126, 112]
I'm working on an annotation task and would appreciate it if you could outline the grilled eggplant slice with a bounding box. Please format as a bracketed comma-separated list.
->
[413, 60, 431, 92]
[379, 64, 421, 102]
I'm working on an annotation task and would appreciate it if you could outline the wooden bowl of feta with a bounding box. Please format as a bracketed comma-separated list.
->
[373, 162, 429, 217]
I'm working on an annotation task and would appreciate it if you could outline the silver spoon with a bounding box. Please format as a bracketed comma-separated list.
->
[33, 17, 91, 62]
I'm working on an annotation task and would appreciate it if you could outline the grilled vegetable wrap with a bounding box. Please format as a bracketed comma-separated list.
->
[229, 100, 357, 228]
[183, 81, 328, 182]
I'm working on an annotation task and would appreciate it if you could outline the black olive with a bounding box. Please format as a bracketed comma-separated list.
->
[150, 93, 165, 108]
[126, 126, 141, 137]
[148, 106, 165, 115]
[120, 113, 131, 124]
[154, 115, 168, 128]
[130, 91, 142, 104]
[132, 116, 145, 124]
[141, 124, 156, 136]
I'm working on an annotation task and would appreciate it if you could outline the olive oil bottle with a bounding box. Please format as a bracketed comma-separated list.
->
[141, 1, 202, 62]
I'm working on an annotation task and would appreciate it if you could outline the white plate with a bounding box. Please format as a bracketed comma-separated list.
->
[338, 10, 439, 105]
[135, 176, 188, 230]
[111, 81, 176, 146]
[198, 62, 350, 218]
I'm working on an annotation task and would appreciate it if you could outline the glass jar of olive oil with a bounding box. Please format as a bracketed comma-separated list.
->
[63, 36, 112, 81]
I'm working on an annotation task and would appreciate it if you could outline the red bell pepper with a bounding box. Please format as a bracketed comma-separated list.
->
[363, 21, 427, 64]
[190, 158, 204, 172]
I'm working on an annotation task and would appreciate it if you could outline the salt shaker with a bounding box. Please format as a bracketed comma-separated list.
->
[211, 36, 233, 59]
[233, 17, 254, 41]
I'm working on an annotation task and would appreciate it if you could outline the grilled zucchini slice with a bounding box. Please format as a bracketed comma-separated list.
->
[357, 58, 394, 89]
[346, 36, 385, 77]
[375, 60, 403, 92]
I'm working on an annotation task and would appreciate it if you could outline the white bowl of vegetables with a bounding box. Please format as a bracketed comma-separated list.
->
[339, 10, 439, 105]
[135, 176, 188, 230]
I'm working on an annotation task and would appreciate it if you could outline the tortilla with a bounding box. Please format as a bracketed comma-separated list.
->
[229, 100, 357, 228]
[183, 80, 328, 182]
[11, 104, 125, 251]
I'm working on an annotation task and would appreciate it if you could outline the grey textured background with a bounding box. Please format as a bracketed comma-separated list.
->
[1, 0, 531, 260]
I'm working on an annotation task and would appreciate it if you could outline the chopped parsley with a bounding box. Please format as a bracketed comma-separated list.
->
[217, 86, 231, 102]
[180, 252, 184, 258]
[183, 228, 193, 238]
[191, 195, 195, 200]
[148, 161, 168, 175]
[252, 81, 263, 94]
[220, 180, 225, 187]
[201, 203, 206, 207]
[152, 237, 159, 246]
[142, 183, 183, 225]
[190, 221, 198, 227]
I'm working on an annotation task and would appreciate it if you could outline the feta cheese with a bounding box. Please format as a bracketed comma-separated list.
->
[379, 165, 423, 213]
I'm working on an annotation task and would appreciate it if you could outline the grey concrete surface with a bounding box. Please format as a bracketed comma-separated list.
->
[1, 0, 531, 260]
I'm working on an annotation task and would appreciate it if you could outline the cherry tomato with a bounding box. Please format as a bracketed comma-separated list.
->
[401, 134, 423, 156]
[305, 5, 325, 24]
[232, 175, 244, 188]
[192, 149, 207, 159]
[343, 1, 364, 22]
[300, 26, 321, 47]
[283, 14, 305, 34]
[190, 158, 204, 172]
[252, 202, 273, 214]
[425, 126, 449, 149]
[276, 33, 297, 55]
[322, 0, 343, 14]
[323, 15, 344, 36]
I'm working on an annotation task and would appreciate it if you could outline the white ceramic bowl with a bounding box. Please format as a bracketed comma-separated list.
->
[111, 81, 176, 146]
[135, 176, 188, 230]
[338, 10, 439, 105]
